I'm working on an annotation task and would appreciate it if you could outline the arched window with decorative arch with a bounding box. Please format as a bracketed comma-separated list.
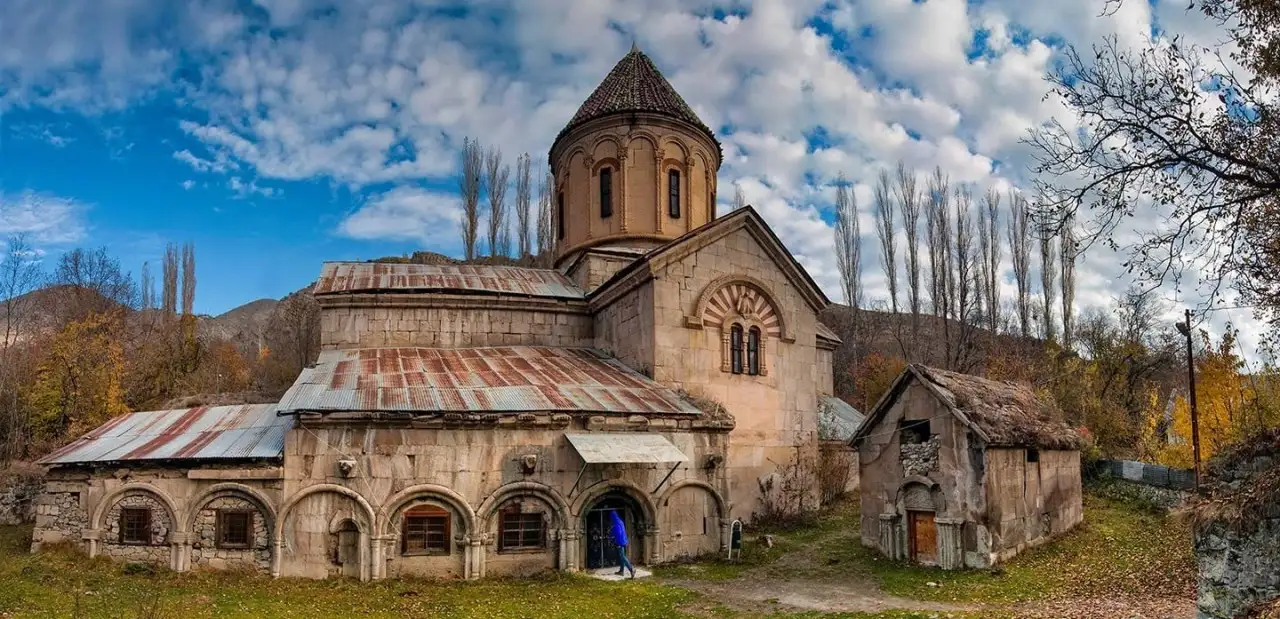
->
[747, 327, 760, 375]
[668, 169, 681, 218]
[730, 325, 744, 374]
[599, 167, 613, 218]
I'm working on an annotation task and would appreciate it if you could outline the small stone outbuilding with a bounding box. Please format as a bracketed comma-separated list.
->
[851, 365, 1083, 569]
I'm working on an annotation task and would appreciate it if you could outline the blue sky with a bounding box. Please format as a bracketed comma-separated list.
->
[0, 0, 1258, 351]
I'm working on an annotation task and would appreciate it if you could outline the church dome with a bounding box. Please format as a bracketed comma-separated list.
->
[549, 46, 723, 269]
[551, 45, 719, 160]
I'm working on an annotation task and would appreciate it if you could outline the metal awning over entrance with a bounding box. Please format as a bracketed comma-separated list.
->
[565, 433, 689, 464]
[565, 433, 690, 497]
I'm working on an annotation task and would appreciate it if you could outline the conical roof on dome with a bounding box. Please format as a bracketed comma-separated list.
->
[553, 46, 719, 155]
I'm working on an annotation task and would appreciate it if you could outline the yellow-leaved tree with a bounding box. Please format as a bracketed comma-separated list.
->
[29, 312, 130, 449]
[1156, 328, 1254, 468]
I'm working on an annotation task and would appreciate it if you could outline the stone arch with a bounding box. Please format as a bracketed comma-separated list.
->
[691, 275, 789, 341]
[659, 480, 726, 559]
[626, 129, 660, 152]
[186, 484, 276, 572]
[184, 483, 277, 532]
[590, 157, 621, 177]
[895, 477, 944, 514]
[378, 484, 477, 539]
[657, 480, 727, 520]
[477, 481, 571, 529]
[274, 484, 376, 543]
[92, 483, 181, 532]
[570, 480, 658, 523]
[590, 134, 623, 157]
[659, 136, 689, 161]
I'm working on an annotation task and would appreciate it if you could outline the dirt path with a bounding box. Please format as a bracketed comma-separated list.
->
[669, 572, 976, 615]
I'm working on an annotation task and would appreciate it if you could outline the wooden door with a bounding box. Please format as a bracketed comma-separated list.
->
[908, 511, 937, 565]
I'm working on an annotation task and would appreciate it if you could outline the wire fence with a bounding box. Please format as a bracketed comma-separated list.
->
[1094, 459, 1196, 490]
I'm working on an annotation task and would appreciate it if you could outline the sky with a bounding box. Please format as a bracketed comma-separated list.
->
[0, 0, 1265, 357]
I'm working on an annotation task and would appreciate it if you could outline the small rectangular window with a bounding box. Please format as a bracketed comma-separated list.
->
[668, 170, 681, 218]
[1027, 448, 1040, 463]
[499, 511, 546, 552]
[557, 193, 565, 240]
[120, 507, 151, 545]
[746, 327, 760, 376]
[600, 168, 613, 218]
[216, 510, 253, 549]
[899, 419, 931, 445]
[402, 506, 451, 556]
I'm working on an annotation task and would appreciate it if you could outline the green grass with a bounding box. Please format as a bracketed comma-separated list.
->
[660, 493, 1194, 607]
[0, 492, 1193, 618]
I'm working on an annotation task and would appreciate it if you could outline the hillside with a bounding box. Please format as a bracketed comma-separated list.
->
[199, 297, 278, 347]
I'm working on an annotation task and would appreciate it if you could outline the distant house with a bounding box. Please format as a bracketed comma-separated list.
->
[850, 365, 1083, 569]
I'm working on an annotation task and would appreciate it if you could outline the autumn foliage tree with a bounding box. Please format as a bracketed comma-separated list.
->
[28, 313, 130, 451]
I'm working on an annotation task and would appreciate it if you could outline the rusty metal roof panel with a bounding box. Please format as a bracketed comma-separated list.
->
[39, 404, 291, 465]
[277, 346, 701, 416]
[313, 262, 587, 300]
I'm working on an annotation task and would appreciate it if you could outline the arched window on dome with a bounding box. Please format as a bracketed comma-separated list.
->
[557, 192, 565, 240]
[730, 325, 744, 374]
[599, 168, 613, 218]
[747, 327, 760, 376]
[668, 169, 681, 218]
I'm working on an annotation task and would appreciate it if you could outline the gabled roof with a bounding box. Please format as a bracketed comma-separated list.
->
[314, 262, 585, 300]
[590, 206, 830, 315]
[40, 404, 291, 465]
[554, 46, 716, 154]
[277, 346, 701, 416]
[850, 364, 1081, 450]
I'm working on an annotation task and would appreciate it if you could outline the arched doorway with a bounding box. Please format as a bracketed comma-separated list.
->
[582, 491, 645, 570]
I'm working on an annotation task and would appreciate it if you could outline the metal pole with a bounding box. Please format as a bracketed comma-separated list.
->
[1184, 309, 1202, 491]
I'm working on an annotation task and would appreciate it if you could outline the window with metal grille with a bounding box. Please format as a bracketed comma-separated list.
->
[600, 168, 613, 218]
[498, 510, 545, 552]
[216, 510, 253, 549]
[730, 325, 744, 374]
[747, 327, 761, 375]
[557, 192, 565, 240]
[119, 507, 151, 545]
[402, 505, 451, 555]
[668, 169, 681, 218]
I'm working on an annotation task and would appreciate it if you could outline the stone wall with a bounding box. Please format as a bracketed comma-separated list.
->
[900, 436, 940, 477]
[319, 304, 593, 350]
[0, 472, 42, 525]
[637, 224, 829, 520]
[101, 492, 173, 565]
[983, 448, 1083, 565]
[32, 488, 88, 546]
[278, 417, 732, 580]
[1195, 455, 1280, 618]
[191, 496, 271, 572]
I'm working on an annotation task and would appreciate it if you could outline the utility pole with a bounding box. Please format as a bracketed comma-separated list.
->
[1175, 309, 1201, 491]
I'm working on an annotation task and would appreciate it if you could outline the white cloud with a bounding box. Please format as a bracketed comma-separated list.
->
[339, 186, 461, 247]
[228, 176, 276, 198]
[0, 0, 1262, 350]
[0, 190, 88, 245]
[181, 180, 196, 190]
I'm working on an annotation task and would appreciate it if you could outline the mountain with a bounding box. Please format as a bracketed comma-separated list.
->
[200, 298, 278, 348]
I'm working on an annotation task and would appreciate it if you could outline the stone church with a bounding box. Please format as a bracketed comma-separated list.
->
[31, 46, 842, 580]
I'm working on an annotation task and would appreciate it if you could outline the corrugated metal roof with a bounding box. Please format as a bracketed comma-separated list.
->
[818, 396, 865, 441]
[313, 262, 586, 299]
[566, 433, 689, 463]
[277, 347, 701, 416]
[40, 404, 291, 465]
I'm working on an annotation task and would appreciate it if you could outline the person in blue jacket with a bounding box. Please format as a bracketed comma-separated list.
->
[609, 510, 635, 578]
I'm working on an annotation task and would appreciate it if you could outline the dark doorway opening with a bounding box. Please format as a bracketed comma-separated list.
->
[583, 491, 645, 570]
